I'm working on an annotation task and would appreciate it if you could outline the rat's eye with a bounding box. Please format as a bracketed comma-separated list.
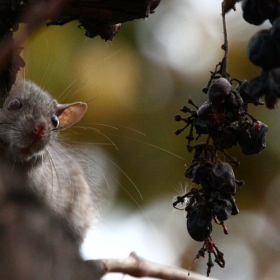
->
[8, 99, 22, 110]
[51, 114, 59, 128]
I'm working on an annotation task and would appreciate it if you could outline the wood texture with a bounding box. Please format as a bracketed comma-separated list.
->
[0, 0, 161, 99]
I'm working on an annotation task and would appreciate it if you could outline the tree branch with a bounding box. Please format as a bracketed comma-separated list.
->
[88, 252, 218, 280]
[0, 0, 161, 101]
[0, 191, 216, 280]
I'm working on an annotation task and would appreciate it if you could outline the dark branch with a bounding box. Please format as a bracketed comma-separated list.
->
[0, 0, 161, 102]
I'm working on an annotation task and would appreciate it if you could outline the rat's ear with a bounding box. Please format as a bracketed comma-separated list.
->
[56, 102, 87, 129]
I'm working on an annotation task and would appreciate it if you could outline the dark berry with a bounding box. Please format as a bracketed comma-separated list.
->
[224, 90, 244, 112]
[247, 74, 269, 100]
[242, 0, 266, 25]
[210, 162, 236, 196]
[191, 163, 212, 185]
[216, 124, 238, 149]
[228, 195, 239, 215]
[209, 192, 233, 222]
[193, 117, 211, 135]
[265, 91, 278, 109]
[187, 205, 212, 242]
[192, 143, 207, 161]
[258, 0, 279, 24]
[207, 78, 232, 107]
[174, 115, 182, 121]
[237, 121, 268, 155]
[197, 100, 213, 120]
[248, 30, 279, 70]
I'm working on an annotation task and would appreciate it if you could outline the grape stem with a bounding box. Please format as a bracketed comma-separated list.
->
[221, 1, 229, 79]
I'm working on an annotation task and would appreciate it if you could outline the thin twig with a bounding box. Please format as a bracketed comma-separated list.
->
[221, 1, 229, 79]
[88, 251, 218, 280]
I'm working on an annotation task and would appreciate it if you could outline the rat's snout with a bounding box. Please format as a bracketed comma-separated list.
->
[33, 124, 47, 138]
[25, 114, 48, 139]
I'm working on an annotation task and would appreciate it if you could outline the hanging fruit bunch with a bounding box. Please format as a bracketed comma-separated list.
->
[172, 0, 280, 276]
[243, 0, 280, 109]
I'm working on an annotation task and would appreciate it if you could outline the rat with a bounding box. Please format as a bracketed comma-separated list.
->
[0, 78, 96, 243]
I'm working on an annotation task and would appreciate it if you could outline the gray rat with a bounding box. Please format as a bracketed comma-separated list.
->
[0, 79, 95, 243]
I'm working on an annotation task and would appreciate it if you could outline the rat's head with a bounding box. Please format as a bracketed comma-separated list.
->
[0, 79, 87, 162]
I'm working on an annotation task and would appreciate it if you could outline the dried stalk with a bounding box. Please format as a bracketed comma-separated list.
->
[221, 1, 229, 79]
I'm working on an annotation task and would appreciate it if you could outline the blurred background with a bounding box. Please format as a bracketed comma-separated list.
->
[20, 0, 280, 279]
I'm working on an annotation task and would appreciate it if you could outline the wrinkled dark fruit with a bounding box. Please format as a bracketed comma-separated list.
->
[173, 57, 269, 275]
[209, 192, 233, 221]
[247, 30, 278, 70]
[172, 1, 280, 271]
[207, 78, 231, 106]
[228, 195, 239, 215]
[265, 91, 278, 109]
[237, 121, 268, 155]
[245, 11, 280, 108]
[247, 74, 269, 100]
[246, 68, 280, 109]
[190, 162, 213, 185]
[242, 0, 266, 25]
[187, 205, 212, 242]
[242, 0, 279, 25]
[173, 1, 280, 276]
[210, 162, 236, 196]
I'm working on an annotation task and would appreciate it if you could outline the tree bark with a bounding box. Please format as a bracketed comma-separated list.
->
[0, 0, 161, 101]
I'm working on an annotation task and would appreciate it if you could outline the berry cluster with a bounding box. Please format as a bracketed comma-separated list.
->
[173, 62, 268, 275]
[243, 0, 280, 108]
[171, 0, 280, 275]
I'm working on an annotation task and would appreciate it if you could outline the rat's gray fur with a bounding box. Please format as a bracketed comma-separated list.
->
[0, 79, 96, 242]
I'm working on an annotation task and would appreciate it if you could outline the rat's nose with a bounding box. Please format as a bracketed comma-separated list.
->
[33, 124, 47, 138]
